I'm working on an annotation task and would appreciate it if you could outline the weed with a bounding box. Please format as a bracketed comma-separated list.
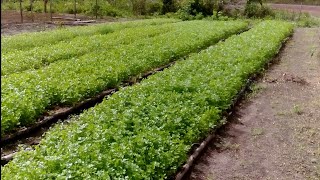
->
[252, 84, 266, 94]
[293, 104, 303, 115]
[276, 111, 290, 116]
[216, 140, 241, 151]
[310, 45, 317, 57]
[251, 127, 264, 136]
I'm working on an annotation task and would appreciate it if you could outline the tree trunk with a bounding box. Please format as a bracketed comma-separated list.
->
[20, 0, 23, 23]
[44, 0, 48, 13]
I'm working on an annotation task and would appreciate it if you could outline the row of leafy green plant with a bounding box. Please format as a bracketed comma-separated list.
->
[2, 21, 183, 76]
[1, 20, 248, 135]
[1, 20, 293, 179]
[1, 18, 179, 53]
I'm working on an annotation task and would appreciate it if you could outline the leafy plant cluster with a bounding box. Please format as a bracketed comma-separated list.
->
[176, 0, 215, 20]
[1, 20, 248, 135]
[1, 20, 293, 179]
[1, 21, 182, 76]
[244, 2, 274, 18]
[1, 18, 179, 53]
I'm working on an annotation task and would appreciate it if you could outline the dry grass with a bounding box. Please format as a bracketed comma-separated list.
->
[266, 0, 320, 6]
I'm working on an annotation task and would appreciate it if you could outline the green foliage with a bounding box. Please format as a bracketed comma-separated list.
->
[162, 0, 176, 14]
[244, 3, 274, 18]
[1, 18, 179, 53]
[146, 1, 163, 15]
[1, 21, 180, 76]
[297, 15, 320, 27]
[270, 10, 320, 27]
[1, 20, 247, 135]
[1, 0, 164, 16]
[211, 10, 233, 21]
[131, 0, 147, 15]
[176, 0, 214, 20]
[1, 20, 293, 179]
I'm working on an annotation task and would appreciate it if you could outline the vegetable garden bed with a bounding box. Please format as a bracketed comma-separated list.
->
[1, 22, 182, 76]
[1, 61, 177, 147]
[1, 20, 247, 136]
[1, 18, 179, 53]
[1, 20, 293, 179]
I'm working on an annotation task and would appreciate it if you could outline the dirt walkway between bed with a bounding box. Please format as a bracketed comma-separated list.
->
[188, 28, 320, 180]
[1, 10, 137, 36]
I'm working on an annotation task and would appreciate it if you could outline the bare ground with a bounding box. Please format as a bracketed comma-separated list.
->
[1, 10, 137, 36]
[189, 28, 320, 180]
[1, 10, 91, 35]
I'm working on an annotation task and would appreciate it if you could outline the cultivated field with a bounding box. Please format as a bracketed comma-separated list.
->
[1, 19, 294, 179]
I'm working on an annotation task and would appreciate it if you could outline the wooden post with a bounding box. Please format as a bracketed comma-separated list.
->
[95, 0, 98, 19]
[50, 0, 52, 21]
[20, 0, 23, 23]
[74, 0, 76, 18]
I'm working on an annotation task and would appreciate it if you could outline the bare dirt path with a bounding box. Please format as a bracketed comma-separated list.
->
[1, 10, 136, 36]
[269, 4, 320, 17]
[188, 28, 320, 180]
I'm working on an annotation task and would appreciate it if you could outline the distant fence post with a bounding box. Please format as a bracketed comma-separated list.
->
[74, 0, 76, 18]
[20, 0, 23, 23]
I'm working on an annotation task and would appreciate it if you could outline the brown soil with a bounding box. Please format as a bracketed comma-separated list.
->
[189, 28, 320, 180]
[1, 10, 135, 36]
[269, 4, 320, 17]
[1, 10, 97, 24]
[1, 10, 88, 35]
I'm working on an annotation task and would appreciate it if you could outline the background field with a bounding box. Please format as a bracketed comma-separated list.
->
[267, 0, 320, 5]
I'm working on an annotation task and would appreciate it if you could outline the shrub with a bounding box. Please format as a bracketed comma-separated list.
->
[162, 0, 176, 14]
[146, 1, 163, 15]
[244, 3, 274, 18]
[176, 0, 212, 20]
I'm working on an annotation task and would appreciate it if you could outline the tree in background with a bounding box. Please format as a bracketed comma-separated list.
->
[131, 0, 146, 15]
[213, 0, 225, 18]
[162, 0, 176, 14]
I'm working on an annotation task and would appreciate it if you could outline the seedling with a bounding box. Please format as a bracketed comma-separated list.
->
[293, 104, 303, 115]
